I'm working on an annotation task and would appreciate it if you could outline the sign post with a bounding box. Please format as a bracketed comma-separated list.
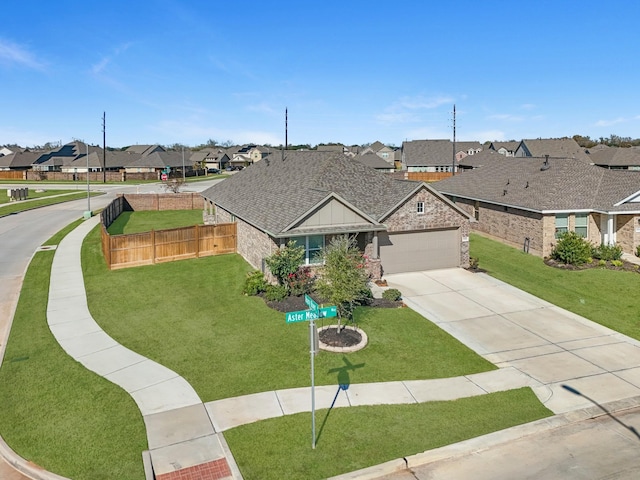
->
[286, 296, 336, 449]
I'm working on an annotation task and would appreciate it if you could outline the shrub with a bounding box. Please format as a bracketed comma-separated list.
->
[611, 259, 623, 267]
[551, 232, 592, 266]
[598, 259, 607, 266]
[469, 257, 479, 269]
[286, 266, 315, 296]
[636, 245, 640, 258]
[242, 270, 267, 296]
[592, 243, 623, 261]
[265, 241, 305, 286]
[382, 288, 402, 301]
[265, 284, 288, 301]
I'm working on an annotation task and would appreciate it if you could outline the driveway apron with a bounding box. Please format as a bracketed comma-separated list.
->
[385, 268, 640, 414]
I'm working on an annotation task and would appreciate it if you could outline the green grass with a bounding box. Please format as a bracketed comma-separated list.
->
[225, 387, 551, 480]
[0, 188, 77, 204]
[0, 232, 146, 479]
[0, 191, 103, 216]
[107, 210, 204, 234]
[82, 226, 495, 401]
[470, 233, 640, 339]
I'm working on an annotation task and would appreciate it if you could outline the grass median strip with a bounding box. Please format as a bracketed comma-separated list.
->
[0, 191, 104, 216]
[0, 188, 77, 204]
[225, 387, 551, 480]
[0, 221, 147, 480]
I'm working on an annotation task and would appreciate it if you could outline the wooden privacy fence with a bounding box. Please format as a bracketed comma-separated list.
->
[101, 222, 236, 270]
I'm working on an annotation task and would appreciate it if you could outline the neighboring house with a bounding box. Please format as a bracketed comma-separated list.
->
[316, 144, 345, 153]
[588, 146, 640, 170]
[457, 149, 506, 171]
[124, 144, 166, 156]
[488, 141, 519, 157]
[432, 155, 640, 258]
[515, 138, 590, 162]
[454, 141, 483, 162]
[200, 151, 472, 279]
[194, 148, 232, 170]
[0, 147, 15, 156]
[354, 153, 395, 172]
[123, 151, 194, 174]
[402, 139, 455, 172]
[65, 151, 142, 173]
[0, 151, 44, 171]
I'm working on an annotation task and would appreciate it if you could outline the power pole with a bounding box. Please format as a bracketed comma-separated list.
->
[102, 112, 106, 183]
[282, 107, 288, 161]
[451, 104, 456, 176]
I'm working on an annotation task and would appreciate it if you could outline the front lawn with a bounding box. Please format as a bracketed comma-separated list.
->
[470, 233, 640, 339]
[82, 226, 495, 401]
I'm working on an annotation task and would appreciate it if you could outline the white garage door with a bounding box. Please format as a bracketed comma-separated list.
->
[379, 229, 460, 274]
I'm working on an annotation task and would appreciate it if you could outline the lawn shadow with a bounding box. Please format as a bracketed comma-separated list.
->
[316, 356, 365, 445]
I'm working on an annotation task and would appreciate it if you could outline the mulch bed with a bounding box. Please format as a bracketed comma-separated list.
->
[318, 327, 362, 347]
[544, 257, 640, 273]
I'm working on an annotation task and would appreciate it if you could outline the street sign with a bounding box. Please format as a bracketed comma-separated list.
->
[286, 306, 337, 323]
[286, 309, 319, 323]
[304, 294, 318, 310]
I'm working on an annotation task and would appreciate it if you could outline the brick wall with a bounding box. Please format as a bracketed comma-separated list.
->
[119, 193, 202, 211]
[385, 187, 470, 267]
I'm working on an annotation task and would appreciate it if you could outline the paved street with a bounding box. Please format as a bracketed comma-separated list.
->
[380, 405, 640, 480]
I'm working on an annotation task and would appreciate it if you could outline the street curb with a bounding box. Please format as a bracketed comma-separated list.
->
[328, 395, 640, 480]
[0, 434, 70, 480]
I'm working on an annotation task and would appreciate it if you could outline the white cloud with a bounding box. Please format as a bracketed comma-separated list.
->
[469, 129, 505, 142]
[594, 116, 640, 127]
[0, 39, 45, 70]
[520, 103, 536, 110]
[376, 95, 454, 125]
[149, 119, 281, 146]
[91, 43, 131, 74]
[487, 113, 524, 122]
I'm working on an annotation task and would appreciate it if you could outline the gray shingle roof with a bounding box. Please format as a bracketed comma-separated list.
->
[201, 151, 421, 236]
[354, 152, 394, 170]
[489, 141, 520, 152]
[589, 146, 640, 167]
[432, 155, 640, 213]
[124, 151, 189, 168]
[455, 141, 482, 154]
[402, 139, 452, 167]
[517, 138, 590, 162]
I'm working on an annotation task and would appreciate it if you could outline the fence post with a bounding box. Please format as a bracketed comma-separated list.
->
[195, 224, 200, 258]
[152, 229, 156, 264]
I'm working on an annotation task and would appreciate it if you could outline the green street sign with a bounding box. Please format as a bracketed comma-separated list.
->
[285, 306, 337, 323]
[286, 309, 319, 323]
[318, 306, 337, 318]
[304, 294, 318, 310]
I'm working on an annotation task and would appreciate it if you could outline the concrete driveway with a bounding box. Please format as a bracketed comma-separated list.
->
[385, 268, 640, 414]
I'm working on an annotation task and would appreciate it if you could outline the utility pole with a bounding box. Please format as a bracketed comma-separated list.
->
[452, 104, 456, 176]
[102, 112, 106, 183]
[282, 107, 288, 161]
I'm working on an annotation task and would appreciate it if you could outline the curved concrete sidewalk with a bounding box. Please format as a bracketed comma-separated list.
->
[47, 216, 239, 480]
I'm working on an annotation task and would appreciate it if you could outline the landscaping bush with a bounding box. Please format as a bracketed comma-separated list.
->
[286, 266, 315, 296]
[265, 241, 304, 286]
[242, 270, 268, 296]
[592, 243, 623, 261]
[611, 259, 623, 267]
[637, 245, 640, 258]
[551, 232, 592, 266]
[264, 284, 288, 301]
[382, 288, 402, 302]
[469, 257, 480, 269]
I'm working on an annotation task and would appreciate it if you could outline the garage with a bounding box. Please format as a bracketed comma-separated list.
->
[379, 228, 460, 274]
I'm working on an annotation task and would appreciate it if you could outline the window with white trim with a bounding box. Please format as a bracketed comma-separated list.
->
[575, 213, 588, 238]
[292, 235, 324, 265]
[417, 201, 424, 214]
[555, 214, 568, 238]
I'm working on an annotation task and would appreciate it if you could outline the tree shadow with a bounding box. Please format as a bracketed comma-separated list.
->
[315, 356, 365, 445]
[562, 384, 640, 440]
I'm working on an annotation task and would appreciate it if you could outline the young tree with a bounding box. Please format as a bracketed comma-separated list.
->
[315, 235, 370, 330]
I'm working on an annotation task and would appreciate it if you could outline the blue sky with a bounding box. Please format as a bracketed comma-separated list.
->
[1, 0, 639, 148]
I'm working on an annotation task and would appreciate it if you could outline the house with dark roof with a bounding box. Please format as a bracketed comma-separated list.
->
[515, 138, 590, 162]
[124, 144, 166, 156]
[432, 155, 640, 258]
[588, 146, 640, 170]
[354, 153, 395, 172]
[454, 141, 483, 162]
[201, 151, 472, 279]
[488, 141, 519, 157]
[402, 139, 455, 173]
[123, 151, 194, 175]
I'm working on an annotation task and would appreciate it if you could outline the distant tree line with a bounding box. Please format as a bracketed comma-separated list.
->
[573, 134, 640, 148]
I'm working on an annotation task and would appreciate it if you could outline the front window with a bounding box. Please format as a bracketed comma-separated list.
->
[417, 201, 424, 214]
[307, 235, 324, 264]
[575, 213, 588, 238]
[555, 214, 568, 238]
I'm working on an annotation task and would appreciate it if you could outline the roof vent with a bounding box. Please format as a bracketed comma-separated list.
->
[540, 154, 550, 171]
[503, 189, 507, 196]
[525, 181, 529, 188]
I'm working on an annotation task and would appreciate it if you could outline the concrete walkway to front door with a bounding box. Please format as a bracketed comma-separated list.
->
[384, 268, 640, 414]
